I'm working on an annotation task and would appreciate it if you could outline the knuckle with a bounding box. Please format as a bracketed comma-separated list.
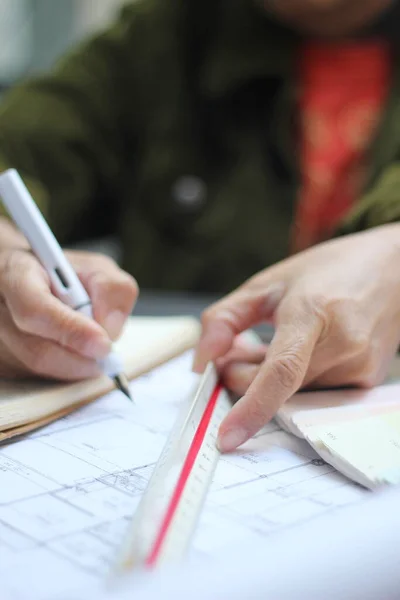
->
[334, 321, 370, 358]
[300, 292, 339, 330]
[271, 353, 304, 391]
[325, 296, 360, 323]
[116, 273, 138, 300]
[306, 292, 330, 313]
[56, 312, 87, 349]
[315, 294, 370, 351]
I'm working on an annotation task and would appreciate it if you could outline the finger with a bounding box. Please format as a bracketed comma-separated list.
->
[1, 252, 111, 360]
[193, 282, 285, 373]
[0, 304, 100, 380]
[0, 333, 29, 379]
[71, 253, 138, 340]
[216, 343, 268, 370]
[218, 298, 323, 451]
[220, 362, 261, 397]
[215, 334, 268, 368]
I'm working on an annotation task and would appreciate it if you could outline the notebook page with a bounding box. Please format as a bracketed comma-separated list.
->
[276, 382, 400, 438]
[0, 351, 367, 600]
[0, 316, 200, 432]
[0, 378, 57, 402]
[305, 408, 400, 487]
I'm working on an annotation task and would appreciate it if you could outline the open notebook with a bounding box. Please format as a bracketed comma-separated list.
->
[276, 363, 400, 490]
[0, 316, 200, 442]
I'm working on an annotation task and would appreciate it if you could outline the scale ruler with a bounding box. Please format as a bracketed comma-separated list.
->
[113, 362, 232, 572]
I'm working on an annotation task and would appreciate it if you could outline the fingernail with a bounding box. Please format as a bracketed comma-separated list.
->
[103, 310, 126, 340]
[217, 428, 248, 453]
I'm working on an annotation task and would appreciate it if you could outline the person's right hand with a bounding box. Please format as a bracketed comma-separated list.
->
[0, 248, 138, 380]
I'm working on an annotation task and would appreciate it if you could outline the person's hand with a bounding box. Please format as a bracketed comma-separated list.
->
[193, 225, 400, 452]
[0, 248, 138, 380]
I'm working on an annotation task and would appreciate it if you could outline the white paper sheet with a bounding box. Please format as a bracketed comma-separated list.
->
[0, 352, 369, 599]
[62, 485, 400, 600]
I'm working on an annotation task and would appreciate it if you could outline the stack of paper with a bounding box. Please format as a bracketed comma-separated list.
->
[276, 383, 400, 489]
[0, 351, 369, 600]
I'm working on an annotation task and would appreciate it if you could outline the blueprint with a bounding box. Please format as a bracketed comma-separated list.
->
[0, 353, 368, 599]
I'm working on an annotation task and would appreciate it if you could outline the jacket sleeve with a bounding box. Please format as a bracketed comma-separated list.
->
[0, 4, 140, 243]
[339, 68, 400, 236]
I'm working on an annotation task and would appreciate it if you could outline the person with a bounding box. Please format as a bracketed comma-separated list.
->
[0, 0, 400, 450]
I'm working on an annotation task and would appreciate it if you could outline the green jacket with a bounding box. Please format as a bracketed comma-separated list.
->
[1, 0, 400, 293]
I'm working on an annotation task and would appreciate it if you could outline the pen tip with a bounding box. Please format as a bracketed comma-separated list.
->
[114, 374, 133, 402]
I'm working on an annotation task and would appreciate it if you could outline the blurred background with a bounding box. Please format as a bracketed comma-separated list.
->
[0, 1, 131, 262]
[0, 0, 221, 313]
[0, 0, 126, 97]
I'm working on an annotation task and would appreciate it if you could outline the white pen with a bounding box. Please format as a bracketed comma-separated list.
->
[0, 168, 132, 401]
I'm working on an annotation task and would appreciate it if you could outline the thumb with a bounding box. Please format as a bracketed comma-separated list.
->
[217, 295, 323, 452]
[193, 281, 285, 373]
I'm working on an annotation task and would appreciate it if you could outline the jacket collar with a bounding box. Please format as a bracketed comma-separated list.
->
[199, 0, 298, 98]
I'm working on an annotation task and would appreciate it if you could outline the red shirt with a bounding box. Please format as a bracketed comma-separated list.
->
[292, 41, 392, 253]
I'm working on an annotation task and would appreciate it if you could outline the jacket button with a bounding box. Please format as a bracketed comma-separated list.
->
[172, 176, 207, 210]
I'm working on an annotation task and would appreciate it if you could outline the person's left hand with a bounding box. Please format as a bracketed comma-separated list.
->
[193, 224, 400, 452]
